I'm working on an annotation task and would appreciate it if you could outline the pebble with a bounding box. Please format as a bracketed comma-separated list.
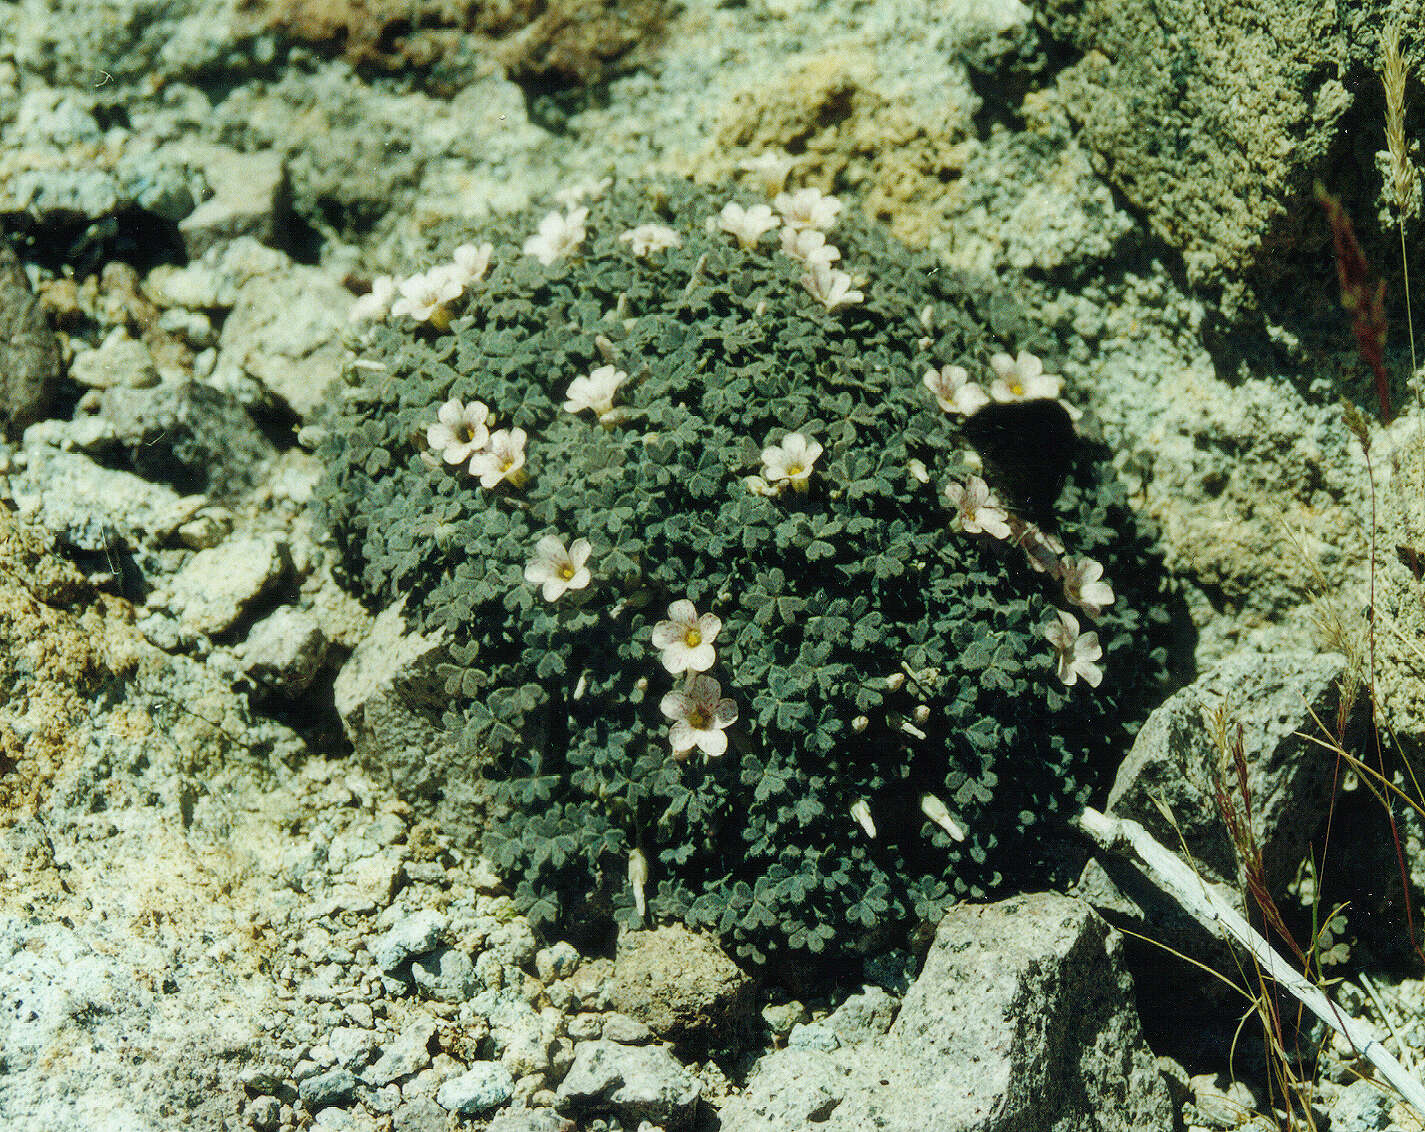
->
[601, 1014, 654, 1044]
[373, 910, 447, 973]
[435, 1062, 515, 1115]
[297, 1066, 356, 1110]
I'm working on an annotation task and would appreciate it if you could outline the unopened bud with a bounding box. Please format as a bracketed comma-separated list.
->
[920, 794, 966, 842]
[898, 720, 927, 740]
[913, 704, 930, 724]
[595, 333, 617, 362]
[850, 800, 877, 839]
[628, 848, 649, 918]
[907, 458, 930, 484]
[851, 715, 869, 733]
[885, 672, 906, 692]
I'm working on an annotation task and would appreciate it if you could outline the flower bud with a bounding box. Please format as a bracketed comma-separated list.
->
[628, 848, 649, 918]
[920, 794, 966, 842]
[850, 799, 877, 839]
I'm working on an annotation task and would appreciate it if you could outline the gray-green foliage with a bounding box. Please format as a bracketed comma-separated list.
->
[316, 178, 1171, 964]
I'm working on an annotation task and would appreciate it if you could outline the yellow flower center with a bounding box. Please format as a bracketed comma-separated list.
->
[1009, 381, 1023, 395]
[684, 628, 702, 648]
[786, 463, 803, 477]
[687, 708, 709, 730]
[458, 425, 478, 444]
[559, 564, 575, 580]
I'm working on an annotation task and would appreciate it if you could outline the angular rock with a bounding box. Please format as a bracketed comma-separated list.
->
[372, 909, 447, 972]
[9, 447, 203, 551]
[410, 946, 476, 1003]
[90, 381, 276, 497]
[333, 599, 459, 806]
[1078, 647, 1363, 929]
[178, 145, 291, 258]
[1041, 0, 1352, 291]
[166, 532, 289, 637]
[68, 328, 160, 390]
[487, 1109, 573, 1132]
[214, 265, 350, 418]
[435, 1062, 514, 1115]
[297, 1066, 356, 1109]
[721, 893, 1174, 1132]
[239, 606, 330, 694]
[556, 1040, 700, 1131]
[607, 925, 755, 1051]
[0, 239, 61, 436]
[363, 1020, 437, 1087]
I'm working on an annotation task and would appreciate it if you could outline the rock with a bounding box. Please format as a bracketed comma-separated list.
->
[470, 989, 555, 1079]
[824, 985, 897, 1046]
[143, 237, 291, 311]
[600, 1015, 653, 1044]
[68, 328, 160, 390]
[1189, 1072, 1261, 1127]
[240, 606, 330, 693]
[435, 1062, 515, 1115]
[410, 947, 476, 1003]
[556, 1040, 701, 1131]
[372, 910, 446, 972]
[486, 1108, 573, 1132]
[1328, 1079, 1394, 1132]
[326, 1027, 380, 1070]
[214, 265, 350, 418]
[786, 1021, 839, 1052]
[88, 381, 276, 497]
[297, 1066, 356, 1109]
[721, 893, 1174, 1132]
[535, 941, 580, 983]
[178, 145, 291, 258]
[363, 1020, 437, 1086]
[9, 446, 203, 551]
[1077, 648, 1364, 945]
[391, 1099, 446, 1132]
[247, 1094, 281, 1131]
[1040, 0, 1351, 291]
[607, 925, 755, 1051]
[333, 599, 461, 809]
[0, 239, 61, 436]
[165, 532, 289, 637]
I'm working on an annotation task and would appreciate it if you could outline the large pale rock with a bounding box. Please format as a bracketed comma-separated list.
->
[722, 893, 1173, 1132]
[556, 1040, 700, 1131]
[0, 240, 61, 437]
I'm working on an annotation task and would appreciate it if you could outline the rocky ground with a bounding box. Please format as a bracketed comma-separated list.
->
[6, 0, 1425, 1130]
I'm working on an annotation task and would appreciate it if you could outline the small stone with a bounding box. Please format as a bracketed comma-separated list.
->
[760, 1001, 806, 1039]
[247, 1095, 281, 1131]
[1328, 1079, 1394, 1132]
[297, 1066, 356, 1110]
[392, 1098, 446, 1132]
[411, 947, 476, 1003]
[601, 1015, 653, 1044]
[168, 532, 289, 636]
[327, 1027, 380, 1069]
[435, 1061, 515, 1115]
[373, 910, 447, 973]
[363, 1020, 437, 1086]
[240, 606, 330, 693]
[567, 1014, 602, 1042]
[0, 238, 61, 436]
[535, 942, 580, 984]
[487, 1108, 572, 1132]
[179, 145, 290, 258]
[68, 328, 160, 390]
[556, 1040, 700, 1131]
[787, 1021, 840, 1052]
[240, 1064, 285, 1093]
[1190, 1072, 1259, 1127]
[608, 925, 754, 1050]
[345, 1003, 374, 1029]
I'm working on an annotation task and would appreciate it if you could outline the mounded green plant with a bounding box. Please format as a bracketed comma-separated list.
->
[316, 177, 1172, 964]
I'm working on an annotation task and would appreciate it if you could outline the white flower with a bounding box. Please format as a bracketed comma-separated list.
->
[945, 476, 1011, 540]
[660, 674, 738, 759]
[628, 848, 649, 919]
[1060, 556, 1115, 619]
[619, 224, 682, 257]
[1044, 610, 1103, 688]
[563, 365, 628, 420]
[440, 242, 493, 289]
[425, 397, 490, 465]
[390, 269, 463, 325]
[650, 599, 721, 674]
[555, 177, 611, 206]
[774, 186, 841, 230]
[523, 207, 589, 265]
[738, 150, 799, 194]
[717, 201, 778, 249]
[988, 350, 1064, 403]
[800, 263, 864, 311]
[523, 534, 592, 602]
[851, 799, 877, 839]
[1008, 517, 1065, 575]
[923, 364, 990, 416]
[779, 226, 840, 267]
[920, 794, 966, 842]
[348, 274, 397, 322]
[761, 432, 823, 492]
[469, 427, 528, 488]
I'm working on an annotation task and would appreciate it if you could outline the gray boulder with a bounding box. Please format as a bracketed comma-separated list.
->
[1041, 0, 1354, 293]
[0, 240, 60, 437]
[721, 892, 1173, 1132]
[556, 1040, 700, 1131]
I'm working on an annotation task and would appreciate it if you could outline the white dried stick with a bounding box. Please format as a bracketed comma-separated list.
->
[1076, 805, 1425, 1118]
